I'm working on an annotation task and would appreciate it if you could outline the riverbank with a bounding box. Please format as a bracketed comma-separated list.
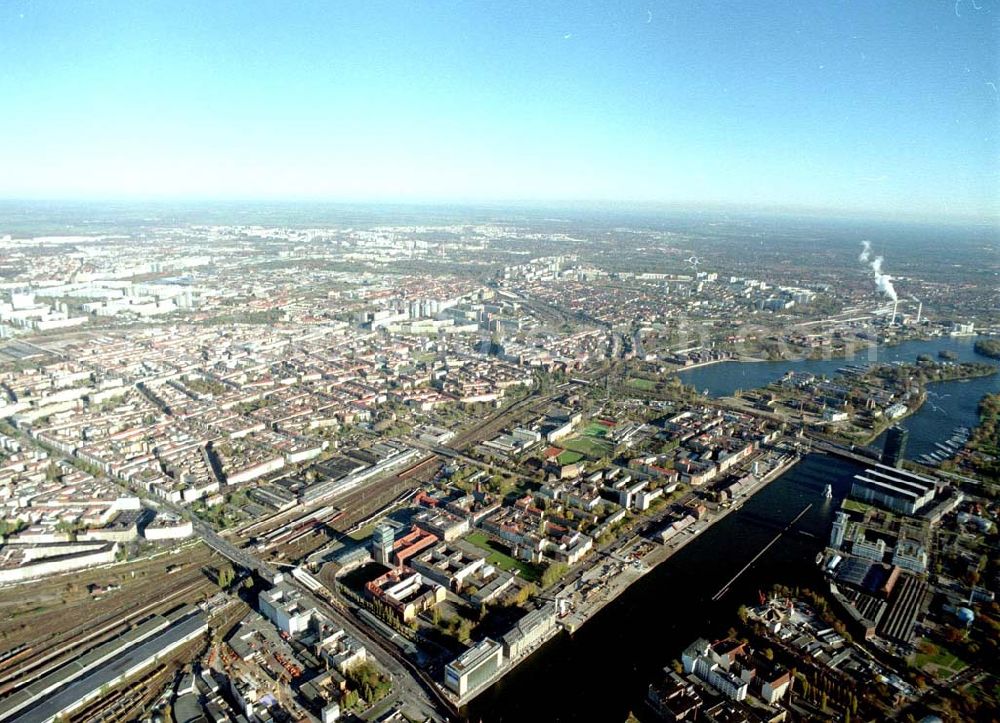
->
[453, 449, 803, 708]
[559, 450, 801, 633]
[676, 335, 999, 399]
[466, 453, 855, 722]
[858, 365, 997, 447]
[667, 357, 732, 373]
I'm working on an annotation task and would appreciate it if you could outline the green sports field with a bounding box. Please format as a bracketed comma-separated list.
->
[560, 435, 613, 459]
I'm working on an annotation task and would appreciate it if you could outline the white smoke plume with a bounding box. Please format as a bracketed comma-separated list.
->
[871, 256, 897, 300]
[858, 241, 897, 301]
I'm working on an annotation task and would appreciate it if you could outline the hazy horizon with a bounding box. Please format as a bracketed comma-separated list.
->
[3, 1, 998, 220]
[1, 197, 998, 227]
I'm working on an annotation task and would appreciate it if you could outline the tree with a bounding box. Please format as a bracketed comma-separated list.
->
[0, 519, 24, 538]
[541, 563, 568, 588]
[513, 583, 537, 605]
[216, 564, 235, 589]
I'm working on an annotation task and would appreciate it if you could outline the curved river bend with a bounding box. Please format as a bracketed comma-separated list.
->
[676, 336, 999, 460]
[465, 337, 997, 721]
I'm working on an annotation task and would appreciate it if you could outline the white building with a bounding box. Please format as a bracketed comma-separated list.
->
[259, 582, 314, 636]
[501, 603, 556, 661]
[681, 639, 748, 702]
[892, 539, 928, 574]
[444, 638, 503, 697]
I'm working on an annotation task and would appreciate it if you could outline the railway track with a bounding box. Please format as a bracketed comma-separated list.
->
[235, 454, 440, 546]
[0, 572, 211, 696]
[68, 635, 203, 723]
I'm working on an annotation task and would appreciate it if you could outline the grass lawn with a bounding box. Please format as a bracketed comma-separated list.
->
[626, 377, 656, 391]
[561, 435, 613, 459]
[840, 498, 873, 515]
[582, 421, 612, 438]
[555, 449, 585, 465]
[464, 531, 541, 582]
[915, 642, 968, 678]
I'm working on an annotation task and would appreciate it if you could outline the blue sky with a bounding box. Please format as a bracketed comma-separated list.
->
[2, 1, 998, 218]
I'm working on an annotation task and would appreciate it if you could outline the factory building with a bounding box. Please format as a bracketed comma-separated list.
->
[850, 464, 936, 515]
[259, 583, 314, 636]
[501, 603, 557, 661]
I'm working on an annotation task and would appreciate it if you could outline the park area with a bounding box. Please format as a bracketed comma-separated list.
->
[914, 640, 968, 679]
[555, 419, 616, 460]
[560, 435, 613, 458]
[555, 449, 585, 465]
[626, 377, 656, 391]
[465, 531, 542, 582]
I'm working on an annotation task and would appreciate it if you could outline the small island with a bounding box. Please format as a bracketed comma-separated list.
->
[974, 338, 1000, 360]
[716, 360, 996, 447]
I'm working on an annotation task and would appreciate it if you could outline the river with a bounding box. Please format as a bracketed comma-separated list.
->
[465, 337, 998, 722]
[676, 335, 999, 462]
[464, 454, 861, 722]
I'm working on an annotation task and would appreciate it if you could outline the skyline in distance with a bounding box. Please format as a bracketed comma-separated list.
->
[2, 1, 998, 220]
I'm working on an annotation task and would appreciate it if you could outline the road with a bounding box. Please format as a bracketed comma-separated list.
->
[182, 508, 452, 719]
[283, 575, 453, 721]
[192, 518, 281, 582]
[185, 516, 453, 718]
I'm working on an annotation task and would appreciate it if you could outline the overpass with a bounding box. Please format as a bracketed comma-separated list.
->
[190, 518, 282, 584]
[806, 436, 883, 467]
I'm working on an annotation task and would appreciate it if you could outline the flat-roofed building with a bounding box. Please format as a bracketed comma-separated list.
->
[371, 523, 394, 566]
[444, 638, 503, 697]
[892, 538, 928, 574]
[501, 603, 557, 660]
[259, 582, 313, 636]
[413, 508, 469, 542]
[851, 534, 887, 562]
[850, 464, 936, 515]
[647, 675, 703, 722]
[882, 425, 908, 467]
[408, 542, 485, 591]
